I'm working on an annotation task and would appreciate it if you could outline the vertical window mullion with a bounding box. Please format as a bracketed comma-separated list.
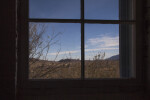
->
[81, 0, 85, 80]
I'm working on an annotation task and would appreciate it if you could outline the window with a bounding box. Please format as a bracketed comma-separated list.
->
[18, 0, 144, 90]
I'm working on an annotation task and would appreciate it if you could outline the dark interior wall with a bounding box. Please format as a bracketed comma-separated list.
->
[1, 0, 150, 100]
[146, 0, 150, 94]
[1, 0, 16, 100]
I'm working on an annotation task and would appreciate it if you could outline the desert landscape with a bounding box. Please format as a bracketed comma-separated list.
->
[29, 23, 120, 79]
[29, 58, 120, 79]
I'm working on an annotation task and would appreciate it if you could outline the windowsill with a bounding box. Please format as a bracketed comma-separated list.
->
[20, 78, 142, 88]
[18, 78, 143, 96]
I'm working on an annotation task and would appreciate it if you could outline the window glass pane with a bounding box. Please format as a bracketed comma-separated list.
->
[85, 24, 120, 78]
[85, 0, 135, 20]
[29, 23, 81, 79]
[29, 0, 80, 19]
[85, 24, 135, 78]
[85, 0, 119, 20]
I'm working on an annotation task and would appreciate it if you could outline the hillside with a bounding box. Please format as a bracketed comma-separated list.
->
[107, 54, 119, 60]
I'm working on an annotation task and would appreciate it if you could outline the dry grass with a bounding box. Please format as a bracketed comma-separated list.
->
[85, 60, 120, 78]
[29, 60, 119, 79]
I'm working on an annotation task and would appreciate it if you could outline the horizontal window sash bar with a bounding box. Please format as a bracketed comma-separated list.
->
[29, 19, 135, 24]
[29, 19, 81, 23]
[85, 20, 136, 24]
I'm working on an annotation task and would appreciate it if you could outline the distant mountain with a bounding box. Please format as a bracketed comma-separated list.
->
[107, 54, 119, 60]
[58, 59, 80, 62]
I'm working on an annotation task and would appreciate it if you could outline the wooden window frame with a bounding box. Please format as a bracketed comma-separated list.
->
[17, 0, 145, 95]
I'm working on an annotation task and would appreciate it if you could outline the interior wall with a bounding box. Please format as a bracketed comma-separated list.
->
[1, 0, 150, 100]
[19, 93, 143, 100]
[1, 0, 16, 100]
[146, 0, 150, 93]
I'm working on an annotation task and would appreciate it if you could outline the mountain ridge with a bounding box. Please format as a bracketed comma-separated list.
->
[107, 54, 119, 60]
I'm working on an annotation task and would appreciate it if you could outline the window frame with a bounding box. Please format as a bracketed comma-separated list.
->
[17, 0, 145, 94]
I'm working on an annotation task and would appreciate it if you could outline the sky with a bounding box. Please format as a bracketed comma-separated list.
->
[29, 0, 119, 61]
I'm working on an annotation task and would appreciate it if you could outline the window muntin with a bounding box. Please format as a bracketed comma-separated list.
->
[28, 0, 136, 79]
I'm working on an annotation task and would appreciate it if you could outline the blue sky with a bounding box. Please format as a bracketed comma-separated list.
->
[29, 0, 119, 61]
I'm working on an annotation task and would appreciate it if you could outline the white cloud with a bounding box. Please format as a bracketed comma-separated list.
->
[48, 50, 79, 56]
[48, 47, 118, 56]
[48, 35, 119, 58]
[85, 47, 119, 52]
[84, 35, 119, 59]
[88, 36, 119, 48]
[85, 44, 88, 48]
